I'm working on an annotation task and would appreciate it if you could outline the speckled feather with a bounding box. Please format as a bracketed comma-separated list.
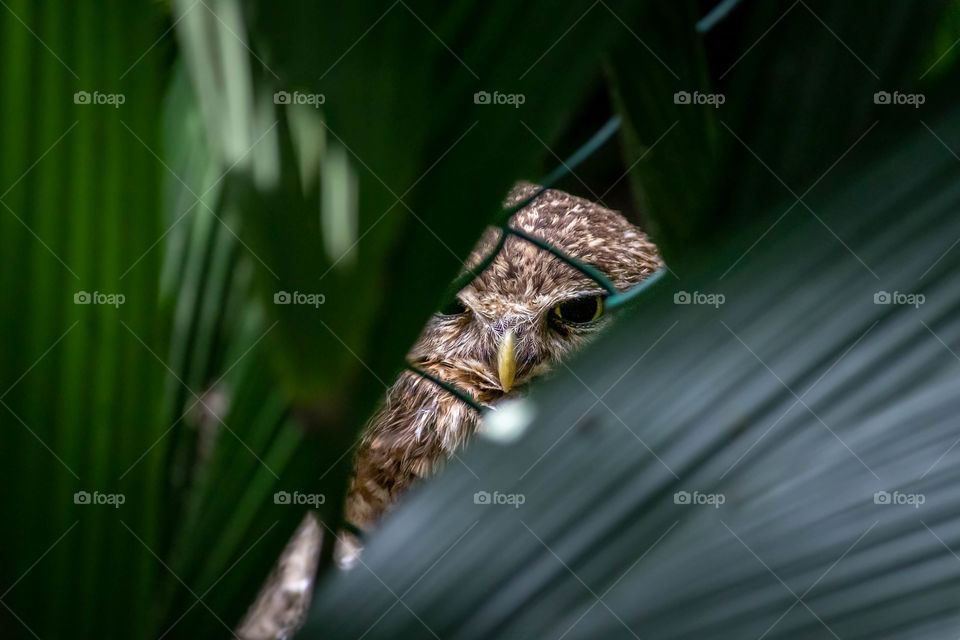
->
[345, 183, 661, 530]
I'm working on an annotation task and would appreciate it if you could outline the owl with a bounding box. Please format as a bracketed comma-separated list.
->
[238, 183, 661, 639]
[346, 182, 661, 532]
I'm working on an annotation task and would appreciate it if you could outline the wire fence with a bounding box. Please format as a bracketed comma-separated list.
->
[402, 0, 749, 413]
[408, 115, 667, 413]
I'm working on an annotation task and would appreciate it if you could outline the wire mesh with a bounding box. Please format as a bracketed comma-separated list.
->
[409, 116, 667, 414]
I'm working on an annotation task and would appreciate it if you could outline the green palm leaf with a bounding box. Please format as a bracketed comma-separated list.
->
[299, 105, 960, 640]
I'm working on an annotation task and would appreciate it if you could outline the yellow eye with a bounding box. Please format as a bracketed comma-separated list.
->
[552, 295, 603, 324]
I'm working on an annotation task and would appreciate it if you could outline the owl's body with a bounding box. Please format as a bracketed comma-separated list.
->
[238, 184, 660, 638]
[347, 182, 661, 530]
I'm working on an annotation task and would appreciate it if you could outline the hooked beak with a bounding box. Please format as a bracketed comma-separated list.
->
[497, 329, 516, 393]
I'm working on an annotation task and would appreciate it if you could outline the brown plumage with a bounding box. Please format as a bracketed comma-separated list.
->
[238, 184, 660, 638]
[345, 182, 661, 533]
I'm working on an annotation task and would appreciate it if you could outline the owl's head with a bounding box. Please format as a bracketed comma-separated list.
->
[409, 183, 661, 405]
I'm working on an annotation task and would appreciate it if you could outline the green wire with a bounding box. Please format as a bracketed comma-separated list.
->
[423, 115, 666, 413]
[443, 115, 623, 301]
[406, 364, 486, 414]
[446, 226, 509, 299]
[696, 0, 743, 33]
[537, 116, 622, 191]
[606, 268, 667, 309]
[413, 267, 666, 412]
[505, 226, 618, 295]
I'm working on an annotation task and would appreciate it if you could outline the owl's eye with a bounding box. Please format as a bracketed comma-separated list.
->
[552, 295, 604, 325]
[438, 298, 469, 316]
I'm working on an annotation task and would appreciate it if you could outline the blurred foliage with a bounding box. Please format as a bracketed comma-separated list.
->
[1, 1, 959, 640]
[0, 2, 169, 638]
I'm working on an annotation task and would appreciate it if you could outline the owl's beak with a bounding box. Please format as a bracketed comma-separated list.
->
[497, 329, 516, 393]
